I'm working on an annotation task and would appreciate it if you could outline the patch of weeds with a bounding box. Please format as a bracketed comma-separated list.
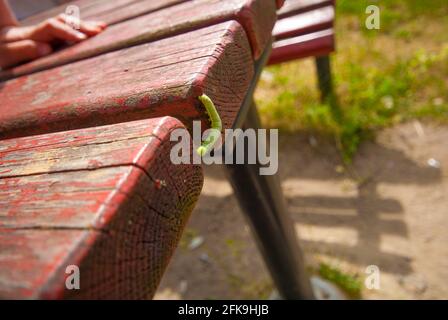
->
[410, 102, 448, 120]
[257, 44, 448, 163]
[227, 273, 245, 290]
[179, 228, 198, 250]
[318, 263, 362, 299]
[242, 280, 274, 300]
[335, 46, 447, 161]
[227, 273, 273, 299]
[225, 239, 245, 260]
[257, 1, 447, 162]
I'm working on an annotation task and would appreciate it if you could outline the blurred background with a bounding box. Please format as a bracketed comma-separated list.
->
[9, 0, 448, 299]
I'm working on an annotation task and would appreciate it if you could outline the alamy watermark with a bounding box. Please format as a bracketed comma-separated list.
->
[64, 5, 81, 30]
[170, 121, 278, 175]
[65, 265, 80, 290]
[365, 265, 381, 290]
[365, 5, 380, 30]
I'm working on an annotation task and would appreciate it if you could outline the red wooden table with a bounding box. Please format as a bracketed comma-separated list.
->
[0, 0, 314, 299]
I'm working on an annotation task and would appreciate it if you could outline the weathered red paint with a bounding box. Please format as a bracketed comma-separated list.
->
[273, 5, 335, 40]
[0, 0, 281, 300]
[268, 0, 336, 65]
[0, 117, 204, 299]
[277, 0, 334, 18]
[1, 0, 276, 80]
[22, 0, 188, 26]
[0, 21, 254, 139]
[268, 29, 335, 65]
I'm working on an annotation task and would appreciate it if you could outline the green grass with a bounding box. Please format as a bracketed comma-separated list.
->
[256, 1, 448, 163]
[318, 263, 362, 299]
[179, 228, 198, 250]
[338, 0, 448, 35]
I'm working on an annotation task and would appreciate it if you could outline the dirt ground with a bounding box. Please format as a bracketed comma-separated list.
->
[154, 121, 448, 300]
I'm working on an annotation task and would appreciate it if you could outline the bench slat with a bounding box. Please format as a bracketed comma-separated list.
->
[0, 21, 254, 139]
[277, 0, 333, 18]
[21, 0, 188, 26]
[268, 29, 335, 65]
[1, 0, 276, 80]
[273, 5, 334, 40]
[0, 117, 203, 299]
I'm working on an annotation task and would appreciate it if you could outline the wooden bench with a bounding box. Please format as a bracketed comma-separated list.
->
[0, 0, 276, 80]
[0, 21, 254, 138]
[269, 0, 336, 101]
[0, 0, 317, 300]
[0, 117, 203, 299]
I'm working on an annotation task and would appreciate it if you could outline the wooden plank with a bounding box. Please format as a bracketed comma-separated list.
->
[268, 29, 335, 65]
[21, 0, 188, 26]
[273, 5, 335, 40]
[277, 0, 334, 18]
[0, 21, 254, 139]
[1, 0, 276, 80]
[0, 117, 204, 299]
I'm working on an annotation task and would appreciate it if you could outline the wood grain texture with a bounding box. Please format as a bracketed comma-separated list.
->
[0, 21, 254, 139]
[268, 29, 335, 65]
[277, 0, 334, 18]
[21, 0, 188, 26]
[273, 5, 334, 40]
[1, 0, 276, 80]
[0, 117, 204, 299]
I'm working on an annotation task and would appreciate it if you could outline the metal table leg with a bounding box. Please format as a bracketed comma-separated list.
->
[315, 55, 334, 103]
[223, 45, 315, 299]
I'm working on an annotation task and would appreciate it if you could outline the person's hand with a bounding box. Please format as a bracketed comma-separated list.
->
[0, 14, 106, 69]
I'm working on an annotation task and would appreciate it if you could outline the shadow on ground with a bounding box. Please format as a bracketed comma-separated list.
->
[155, 122, 447, 299]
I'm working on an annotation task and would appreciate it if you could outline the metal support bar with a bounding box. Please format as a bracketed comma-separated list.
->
[223, 44, 315, 299]
[315, 55, 334, 103]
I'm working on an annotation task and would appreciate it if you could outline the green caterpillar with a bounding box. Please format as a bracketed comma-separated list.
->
[196, 94, 222, 157]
